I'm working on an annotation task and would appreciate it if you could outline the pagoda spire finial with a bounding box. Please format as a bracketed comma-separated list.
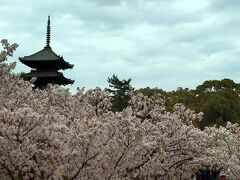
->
[46, 15, 51, 47]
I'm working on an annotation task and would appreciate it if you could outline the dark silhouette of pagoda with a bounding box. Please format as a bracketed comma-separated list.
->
[19, 16, 74, 88]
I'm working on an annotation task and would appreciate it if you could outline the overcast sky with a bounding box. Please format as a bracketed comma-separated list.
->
[1, 0, 240, 91]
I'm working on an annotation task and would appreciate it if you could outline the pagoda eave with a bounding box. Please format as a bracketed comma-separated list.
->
[19, 58, 73, 70]
[23, 73, 74, 86]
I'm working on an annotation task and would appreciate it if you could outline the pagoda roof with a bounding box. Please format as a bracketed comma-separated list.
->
[24, 70, 63, 78]
[20, 46, 61, 61]
[23, 71, 74, 85]
[19, 46, 73, 69]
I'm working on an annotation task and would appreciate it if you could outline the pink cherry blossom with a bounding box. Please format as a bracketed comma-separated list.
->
[0, 39, 239, 179]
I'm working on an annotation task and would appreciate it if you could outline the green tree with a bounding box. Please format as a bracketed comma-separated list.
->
[106, 75, 134, 112]
[194, 79, 240, 128]
[167, 87, 196, 111]
[136, 87, 195, 111]
[136, 79, 240, 128]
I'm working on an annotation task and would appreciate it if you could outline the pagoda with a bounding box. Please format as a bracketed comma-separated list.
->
[19, 16, 74, 88]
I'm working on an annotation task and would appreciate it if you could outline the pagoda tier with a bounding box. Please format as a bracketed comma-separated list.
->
[19, 46, 73, 70]
[19, 16, 74, 88]
[24, 70, 74, 87]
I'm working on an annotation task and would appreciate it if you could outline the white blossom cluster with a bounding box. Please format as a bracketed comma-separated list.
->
[0, 39, 239, 179]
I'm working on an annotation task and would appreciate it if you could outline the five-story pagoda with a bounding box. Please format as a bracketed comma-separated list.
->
[19, 16, 74, 88]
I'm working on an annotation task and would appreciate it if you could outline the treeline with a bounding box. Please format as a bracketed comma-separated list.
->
[107, 76, 240, 129]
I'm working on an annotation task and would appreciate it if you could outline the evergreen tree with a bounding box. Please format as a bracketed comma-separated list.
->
[106, 74, 134, 112]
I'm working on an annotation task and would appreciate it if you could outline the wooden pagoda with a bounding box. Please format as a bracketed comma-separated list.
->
[19, 16, 74, 88]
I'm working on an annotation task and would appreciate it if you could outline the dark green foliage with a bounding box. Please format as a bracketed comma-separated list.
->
[166, 87, 196, 112]
[136, 79, 240, 129]
[135, 87, 167, 97]
[106, 75, 134, 112]
[194, 79, 240, 129]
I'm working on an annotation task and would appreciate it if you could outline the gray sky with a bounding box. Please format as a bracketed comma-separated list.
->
[1, 0, 240, 91]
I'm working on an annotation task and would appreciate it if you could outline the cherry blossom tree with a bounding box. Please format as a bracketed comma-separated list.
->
[204, 122, 240, 178]
[0, 39, 240, 179]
